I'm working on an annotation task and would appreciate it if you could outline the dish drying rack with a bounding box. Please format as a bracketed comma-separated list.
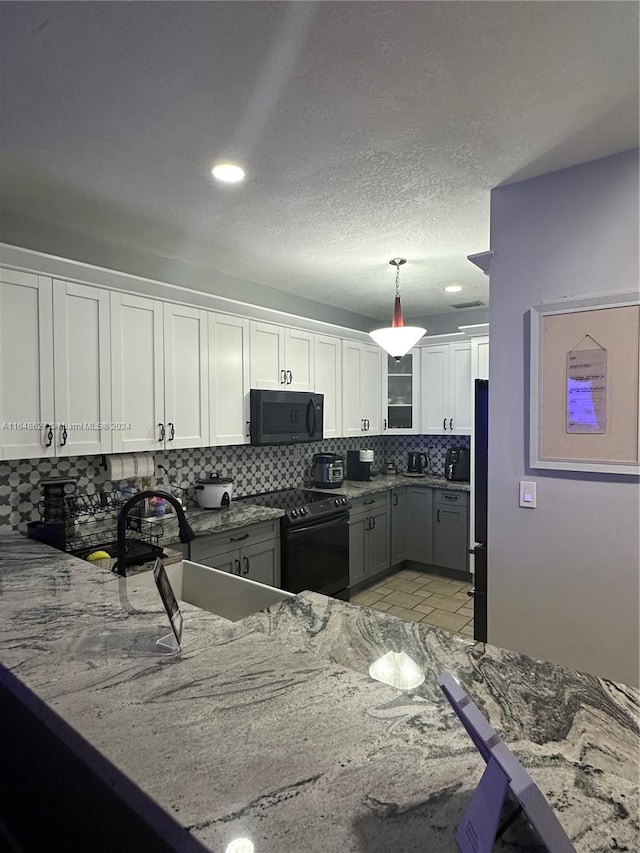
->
[28, 490, 165, 564]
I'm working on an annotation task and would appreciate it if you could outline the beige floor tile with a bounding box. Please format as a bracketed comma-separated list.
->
[446, 581, 471, 593]
[458, 623, 475, 637]
[395, 569, 424, 580]
[386, 605, 425, 622]
[369, 578, 394, 590]
[419, 592, 466, 613]
[419, 579, 460, 596]
[367, 584, 396, 597]
[382, 577, 431, 595]
[421, 609, 470, 632]
[451, 591, 472, 605]
[381, 590, 428, 609]
[457, 603, 474, 617]
[351, 590, 383, 607]
[412, 601, 435, 616]
[371, 600, 392, 612]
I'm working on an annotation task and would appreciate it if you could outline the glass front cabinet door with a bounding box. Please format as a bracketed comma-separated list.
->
[382, 349, 421, 434]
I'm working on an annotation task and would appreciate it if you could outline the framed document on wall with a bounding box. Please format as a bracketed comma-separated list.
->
[530, 293, 640, 474]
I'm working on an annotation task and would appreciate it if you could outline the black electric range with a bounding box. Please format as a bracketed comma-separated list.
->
[236, 488, 351, 600]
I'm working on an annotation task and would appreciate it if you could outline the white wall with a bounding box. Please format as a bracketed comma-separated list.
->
[488, 149, 639, 686]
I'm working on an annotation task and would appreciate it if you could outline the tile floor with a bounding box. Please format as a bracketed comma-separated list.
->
[351, 568, 474, 638]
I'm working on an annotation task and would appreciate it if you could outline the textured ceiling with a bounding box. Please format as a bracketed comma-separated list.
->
[0, 1, 638, 322]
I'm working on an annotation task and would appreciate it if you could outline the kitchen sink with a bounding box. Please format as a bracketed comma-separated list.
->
[130, 559, 295, 621]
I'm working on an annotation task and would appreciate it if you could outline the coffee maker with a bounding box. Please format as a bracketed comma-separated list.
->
[346, 449, 374, 481]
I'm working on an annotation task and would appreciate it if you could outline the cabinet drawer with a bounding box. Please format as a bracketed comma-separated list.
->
[350, 492, 390, 517]
[192, 520, 280, 561]
[435, 489, 468, 508]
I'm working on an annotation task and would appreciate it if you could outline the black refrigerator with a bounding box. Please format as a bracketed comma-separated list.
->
[471, 379, 488, 642]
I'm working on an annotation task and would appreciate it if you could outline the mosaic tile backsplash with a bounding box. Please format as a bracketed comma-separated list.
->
[0, 434, 469, 533]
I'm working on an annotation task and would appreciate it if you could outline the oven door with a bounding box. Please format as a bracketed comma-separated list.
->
[282, 512, 349, 600]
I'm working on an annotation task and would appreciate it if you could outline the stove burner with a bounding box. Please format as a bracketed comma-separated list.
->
[236, 488, 351, 525]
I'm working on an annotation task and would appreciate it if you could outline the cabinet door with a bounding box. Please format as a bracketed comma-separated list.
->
[111, 292, 164, 452]
[314, 334, 342, 438]
[348, 512, 367, 587]
[209, 313, 250, 446]
[53, 281, 112, 457]
[384, 350, 420, 434]
[342, 340, 363, 437]
[366, 505, 390, 578]
[361, 344, 382, 433]
[284, 328, 314, 391]
[194, 547, 239, 574]
[163, 303, 209, 449]
[472, 336, 489, 381]
[405, 487, 433, 564]
[240, 538, 279, 586]
[448, 342, 472, 434]
[0, 269, 55, 460]
[390, 488, 406, 566]
[434, 504, 469, 572]
[250, 321, 284, 390]
[421, 345, 448, 435]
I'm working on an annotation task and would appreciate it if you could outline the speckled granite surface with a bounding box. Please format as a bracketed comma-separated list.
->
[1, 534, 638, 852]
[312, 473, 471, 499]
[161, 503, 284, 545]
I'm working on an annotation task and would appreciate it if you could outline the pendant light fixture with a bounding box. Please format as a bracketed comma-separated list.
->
[369, 258, 426, 360]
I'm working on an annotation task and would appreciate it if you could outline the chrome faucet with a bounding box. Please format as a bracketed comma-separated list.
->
[114, 489, 195, 577]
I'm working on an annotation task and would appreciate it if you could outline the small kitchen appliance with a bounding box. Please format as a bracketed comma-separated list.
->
[311, 453, 344, 488]
[194, 473, 234, 509]
[407, 452, 429, 474]
[346, 449, 374, 481]
[249, 390, 323, 445]
[445, 447, 470, 482]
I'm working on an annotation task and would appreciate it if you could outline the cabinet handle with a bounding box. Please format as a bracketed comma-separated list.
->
[365, 517, 371, 531]
[234, 558, 241, 575]
[45, 424, 53, 448]
[243, 556, 250, 575]
[167, 422, 175, 441]
[363, 499, 375, 505]
[280, 369, 286, 384]
[286, 370, 293, 384]
[246, 421, 251, 437]
[393, 494, 398, 506]
[361, 419, 365, 431]
[437, 509, 440, 523]
[230, 533, 249, 542]
[449, 418, 453, 430]
[158, 422, 165, 442]
[444, 493, 457, 501]
[60, 424, 68, 447]
[443, 418, 447, 430]
[383, 418, 387, 430]
[371, 516, 376, 529]
[365, 418, 370, 431]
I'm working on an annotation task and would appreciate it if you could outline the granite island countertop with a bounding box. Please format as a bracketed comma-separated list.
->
[1, 533, 638, 852]
[311, 472, 471, 499]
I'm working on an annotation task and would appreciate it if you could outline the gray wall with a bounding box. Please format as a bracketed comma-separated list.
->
[487, 149, 639, 685]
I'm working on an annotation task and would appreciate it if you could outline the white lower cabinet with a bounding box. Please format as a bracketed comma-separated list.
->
[348, 493, 390, 587]
[189, 521, 281, 587]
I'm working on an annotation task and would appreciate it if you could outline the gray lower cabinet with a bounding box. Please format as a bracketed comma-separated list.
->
[349, 494, 390, 588]
[190, 520, 281, 587]
[405, 486, 433, 564]
[433, 490, 469, 573]
[390, 487, 406, 566]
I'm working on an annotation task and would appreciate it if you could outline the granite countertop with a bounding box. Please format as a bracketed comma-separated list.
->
[1, 534, 638, 851]
[160, 502, 284, 545]
[312, 472, 471, 499]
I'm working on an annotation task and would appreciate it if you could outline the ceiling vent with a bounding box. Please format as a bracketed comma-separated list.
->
[451, 301, 485, 309]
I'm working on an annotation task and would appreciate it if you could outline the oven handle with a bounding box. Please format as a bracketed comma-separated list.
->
[286, 512, 349, 538]
[306, 398, 317, 437]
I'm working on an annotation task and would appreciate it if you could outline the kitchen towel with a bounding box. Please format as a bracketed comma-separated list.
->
[106, 453, 155, 481]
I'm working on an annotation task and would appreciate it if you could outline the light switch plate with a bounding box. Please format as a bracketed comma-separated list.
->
[519, 481, 537, 508]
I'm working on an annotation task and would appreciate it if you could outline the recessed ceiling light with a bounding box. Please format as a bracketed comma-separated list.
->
[445, 285, 462, 293]
[211, 163, 245, 183]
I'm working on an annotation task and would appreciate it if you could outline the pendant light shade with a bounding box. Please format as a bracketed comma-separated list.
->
[369, 258, 426, 359]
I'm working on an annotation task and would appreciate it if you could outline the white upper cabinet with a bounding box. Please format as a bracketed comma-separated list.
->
[249, 321, 314, 391]
[341, 340, 382, 436]
[209, 313, 250, 446]
[163, 303, 209, 449]
[421, 341, 472, 435]
[0, 269, 55, 460]
[472, 335, 490, 381]
[53, 280, 112, 457]
[381, 349, 421, 434]
[0, 271, 112, 460]
[314, 334, 342, 439]
[111, 295, 209, 452]
[111, 292, 165, 452]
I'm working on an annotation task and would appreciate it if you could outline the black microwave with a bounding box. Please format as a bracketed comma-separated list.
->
[249, 390, 323, 446]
